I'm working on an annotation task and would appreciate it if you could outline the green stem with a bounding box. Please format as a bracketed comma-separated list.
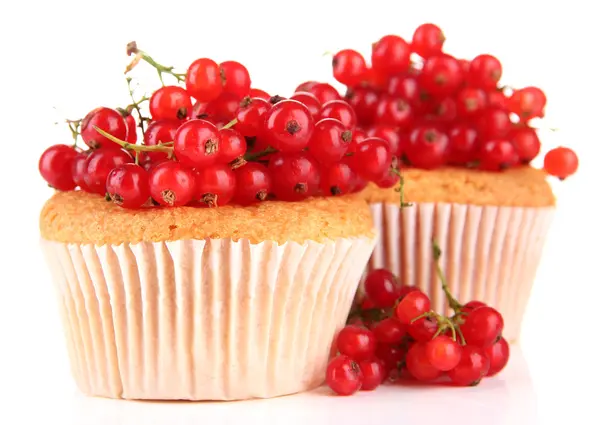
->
[456, 327, 467, 346]
[432, 239, 463, 313]
[221, 118, 238, 130]
[244, 146, 278, 161]
[391, 167, 412, 209]
[125, 77, 148, 135]
[126, 41, 185, 83]
[94, 126, 174, 154]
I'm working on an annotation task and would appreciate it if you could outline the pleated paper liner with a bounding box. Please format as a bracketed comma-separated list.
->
[42, 236, 376, 401]
[365, 202, 554, 343]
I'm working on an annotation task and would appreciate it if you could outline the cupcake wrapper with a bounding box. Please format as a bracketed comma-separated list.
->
[42, 236, 375, 401]
[367, 203, 554, 342]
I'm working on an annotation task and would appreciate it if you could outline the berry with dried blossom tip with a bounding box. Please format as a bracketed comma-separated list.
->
[350, 137, 393, 182]
[543, 146, 579, 179]
[235, 96, 271, 138]
[263, 100, 315, 153]
[448, 123, 479, 165]
[218, 128, 247, 166]
[375, 96, 413, 128]
[508, 86, 546, 120]
[332, 49, 367, 86]
[419, 54, 464, 98]
[219, 61, 251, 98]
[233, 162, 272, 205]
[185, 58, 223, 102]
[386, 74, 420, 104]
[467, 54, 503, 90]
[84, 148, 132, 195]
[174, 119, 221, 168]
[319, 162, 355, 196]
[456, 87, 488, 118]
[148, 161, 195, 207]
[195, 163, 236, 207]
[106, 163, 150, 209]
[39, 144, 78, 191]
[405, 125, 449, 169]
[478, 139, 518, 171]
[308, 118, 352, 164]
[268, 152, 320, 201]
[412, 23, 445, 59]
[371, 35, 411, 75]
[144, 120, 180, 161]
[80, 107, 128, 150]
[326, 355, 363, 396]
[149, 86, 193, 121]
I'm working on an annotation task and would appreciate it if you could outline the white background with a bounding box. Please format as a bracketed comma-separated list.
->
[1, 0, 599, 424]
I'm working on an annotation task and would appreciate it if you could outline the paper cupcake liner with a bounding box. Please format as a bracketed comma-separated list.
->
[42, 236, 376, 401]
[366, 202, 554, 343]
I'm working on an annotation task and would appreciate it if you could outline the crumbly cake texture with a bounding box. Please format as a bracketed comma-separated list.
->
[40, 191, 375, 245]
[361, 166, 556, 207]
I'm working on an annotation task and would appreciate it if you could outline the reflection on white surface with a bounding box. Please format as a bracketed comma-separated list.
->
[43, 346, 535, 425]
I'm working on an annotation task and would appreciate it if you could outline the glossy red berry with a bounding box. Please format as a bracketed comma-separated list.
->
[371, 35, 411, 75]
[307, 83, 341, 104]
[219, 60, 251, 98]
[412, 23, 445, 59]
[374, 168, 401, 189]
[80, 107, 128, 150]
[456, 87, 487, 118]
[326, 355, 363, 396]
[351, 138, 393, 182]
[174, 119, 221, 168]
[407, 316, 438, 342]
[345, 87, 379, 127]
[484, 336, 510, 377]
[248, 88, 270, 100]
[476, 108, 511, 140]
[467, 54, 503, 89]
[233, 162, 272, 205]
[71, 152, 92, 192]
[405, 125, 449, 169]
[405, 342, 442, 381]
[263, 100, 314, 152]
[295, 81, 318, 93]
[320, 100, 357, 130]
[394, 290, 431, 325]
[332, 49, 367, 86]
[376, 344, 406, 372]
[543, 147, 579, 179]
[375, 97, 413, 128]
[386, 75, 420, 104]
[144, 120, 180, 161]
[462, 300, 487, 313]
[234, 96, 271, 137]
[360, 67, 388, 90]
[487, 89, 510, 110]
[320, 161, 355, 196]
[308, 118, 352, 164]
[347, 128, 368, 153]
[367, 125, 403, 157]
[448, 123, 478, 165]
[363, 269, 400, 308]
[336, 325, 377, 361]
[148, 161, 195, 206]
[204, 92, 242, 123]
[372, 318, 406, 344]
[447, 345, 490, 386]
[124, 114, 137, 143]
[419, 55, 464, 97]
[425, 335, 462, 371]
[268, 152, 320, 201]
[218, 128, 247, 165]
[511, 126, 541, 163]
[358, 359, 386, 391]
[39, 145, 78, 191]
[186, 58, 223, 102]
[195, 163, 236, 207]
[149, 86, 193, 121]
[290, 91, 321, 119]
[508, 86, 546, 120]
[84, 148, 132, 195]
[461, 306, 504, 348]
[478, 139, 518, 171]
[106, 163, 150, 209]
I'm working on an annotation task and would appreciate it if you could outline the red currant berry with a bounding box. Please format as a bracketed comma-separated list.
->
[372, 318, 406, 344]
[39, 145, 78, 191]
[290, 91, 321, 119]
[419, 54, 464, 97]
[308, 118, 352, 164]
[351, 138, 393, 181]
[72, 152, 92, 192]
[358, 358, 386, 391]
[235, 96, 271, 138]
[80, 107, 128, 150]
[336, 325, 377, 361]
[106, 163, 150, 209]
[295, 81, 318, 93]
[218, 128, 247, 165]
[263, 100, 314, 152]
[347, 128, 368, 153]
[367, 125, 402, 157]
[174, 119, 221, 168]
[467, 54, 503, 89]
[478, 139, 518, 171]
[448, 123, 479, 165]
[345, 87, 379, 127]
[511, 126, 541, 164]
[248, 88, 270, 100]
[359, 67, 388, 90]
[149, 86, 193, 121]
[205, 92, 242, 122]
[371, 35, 411, 75]
[268, 152, 320, 201]
[431, 97, 458, 122]
[219, 60, 251, 98]
[456, 87, 487, 118]
[376, 344, 406, 372]
[447, 345, 490, 386]
[412, 23, 445, 59]
[185, 58, 223, 102]
[462, 300, 487, 313]
[144, 120, 180, 161]
[124, 114, 137, 143]
[374, 167, 401, 189]
[425, 335, 462, 371]
[394, 290, 431, 325]
[461, 306, 504, 348]
[398, 285, 419, 298]
[363, 269, 400, 308]
[508, 86, 546, 120]
[543, 146, 579, 179]
[320, 161, 355, 196]
[148, 161, 195, 207]
[476, 108, 511, 140]
[405, 342, 442, 381]
[386, 75, 419, 104]
[326, 355, 363, 396]
[332, 49, 367, 86]
[405, 125, 449, 169]
[320, 100, 357, 130]
[84, 148, 132, 195]
[407, 316, 438, 342]
[375, 97, 413, 128]
[233, 162, 272, 205]
[195, 163, 236, 207]
[487, 89, 510, 110]
[307, 83, 341, 104]
[484, 336, 510, 377]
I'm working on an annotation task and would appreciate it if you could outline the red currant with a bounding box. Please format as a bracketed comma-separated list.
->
[235, 96, 271, 138]
[359, 67, 388, 90]
[455, 87, 487, 118]
[320, 161, 355, 196]
[425, 335, 462, 371]
[405, 342, 442, 381]
[307, 83, 341, 104]
[462, 300, 486, 313]
[308, 118, 352, 164]
[80, 107, 128, 150]
[372, 318, 406, 344]
[39, 145, 78, 191]
[371, 35, 411, 75]
[268, 152, 320, 201]
[478, 139, 518, 171]
[149, 86, 193, 121]
[447, 345, 490, 386]
[476, 108, 511, 140]
[351, 138, 393, 182]
[386, 74, 419, 104]
[174, 119, 221, 168]
[248, 88, 270, 100]
[219, 60, 251, 98]
[431, 97, 458, 122]
[358, 358, 386, 391]
[124, 114, 137, 143]
[461, 306, 504, 348]
[448, 123, 479, 165]
[347, 128, 368, 153]
[290, 91, 321, 119]
[394, 291, 431, 325]
[376, 344, 406, 372]
[405, 125, 449, 169]
[375, 97, 413, 128]
[263, 100, 314, 152]
[345, 87, 379, 127]
[295, 81, 318, 93]
[233, 162, 272, 205]
[407, 316, 438, 342]
[412, 23, 445, 59]
[487, 89, 510, 110]
[367, 125, 402, 157]
[205, 92, 242, 122]
[185, 58, 223, 102]
[511, 126, 541, 163]
[144, 120, 180, 161]
[419, 54, 464, 97]
[320, 100, 357, 130]
[332, 49, 367, 86]
[467, 54, 503, 90]
[106, 163, 150, 209]
[195, 163, 236, 207]
[363, 268, 400, 308]
[508, 86, 546, 120]
[71, 152, 92, 192]
[374, 168, 401, 189]
[484, 336, 510, 377]
[398, 285, 419, 298]
[84, 148, 132, 195]
[336, 325, 377, 361]
[543, 147, 579, 179]
[148, 161, 195, 207]
[218, 128, 247, 165]
[326, 355, 363, 396]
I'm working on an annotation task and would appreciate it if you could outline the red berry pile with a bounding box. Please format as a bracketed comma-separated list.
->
[326, 242, 509, 395]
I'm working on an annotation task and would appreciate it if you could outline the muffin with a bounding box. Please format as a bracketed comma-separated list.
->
[360, 166, 555, 342]
[40, 190, 376, 400]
